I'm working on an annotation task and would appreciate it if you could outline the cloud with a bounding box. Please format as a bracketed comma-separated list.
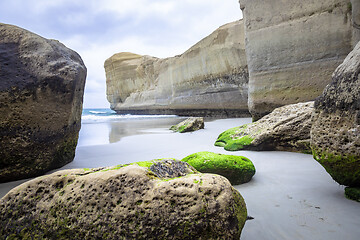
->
[0, 0, 242, 108]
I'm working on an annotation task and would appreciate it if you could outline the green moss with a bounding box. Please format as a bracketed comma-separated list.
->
[345, 187, 360, 202]
[215, 125, 254, 151]
[178, 125, 187, 133]
[182, 151, 255, 185]
[348, 2, 352, 12]
[312, 148, 360, 187]
[232, 188, 248, 234]
[170, 123, 188, 133]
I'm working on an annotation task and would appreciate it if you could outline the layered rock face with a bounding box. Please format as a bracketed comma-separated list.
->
[215, 102, 314, 153]
[105, 20, 249, 117]
[0, 160, 247, 239]
[311, 41, 360, 187]
[0, 23, 86, 182]
[240, 0, 356, 120]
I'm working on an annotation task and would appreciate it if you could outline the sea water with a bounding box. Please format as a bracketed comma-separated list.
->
[81, 108, 179, 124]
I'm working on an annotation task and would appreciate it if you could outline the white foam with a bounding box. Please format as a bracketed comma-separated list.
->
[89, 110, 107, 114]
[81, 114, 178, 123]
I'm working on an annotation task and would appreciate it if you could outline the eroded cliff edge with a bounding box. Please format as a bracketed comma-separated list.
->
[105, 20, 249, 117]
[240, 0, 359, 120]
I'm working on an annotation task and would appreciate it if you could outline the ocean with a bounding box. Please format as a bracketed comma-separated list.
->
[81, 108, 179, 124]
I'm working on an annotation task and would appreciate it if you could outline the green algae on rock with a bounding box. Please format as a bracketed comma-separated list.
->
[0, 159, 247, 239]
[182, 151, 255, 185]
[170, 117, 204, 133]
[215, 102, 313, 153]
[214, 125, 254, 151]
[345, 187, 360, 202]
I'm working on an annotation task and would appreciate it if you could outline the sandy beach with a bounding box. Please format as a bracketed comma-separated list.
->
[1, 116, 359, 239]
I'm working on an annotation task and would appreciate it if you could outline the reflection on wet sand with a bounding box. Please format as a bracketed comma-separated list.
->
[109, 117, 186, 143]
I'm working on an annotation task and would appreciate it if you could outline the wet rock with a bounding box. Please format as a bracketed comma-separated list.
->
[170, 117, 204, 133]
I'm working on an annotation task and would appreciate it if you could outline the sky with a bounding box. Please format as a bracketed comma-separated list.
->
[0, 0, 243, 108]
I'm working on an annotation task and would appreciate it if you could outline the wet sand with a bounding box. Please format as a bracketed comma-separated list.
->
[1, 117, 360, 239]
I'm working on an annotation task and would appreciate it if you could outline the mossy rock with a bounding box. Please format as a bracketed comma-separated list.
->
[345, 187, 360, 202]
[182, 151, 255, 185]
[0, 159, 247, 239]
[170, 117, 204, 133]
[215, 102, 313, 153]
[214, 125, 254, 151]
[312, 148, 360, 187]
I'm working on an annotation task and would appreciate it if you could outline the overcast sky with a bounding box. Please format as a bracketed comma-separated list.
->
[0, 0, 242, 108]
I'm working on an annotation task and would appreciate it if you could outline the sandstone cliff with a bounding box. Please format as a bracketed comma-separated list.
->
[105, 20, 249, 117]
[0, 23, 86, 182]
[240, 0, 358, 120]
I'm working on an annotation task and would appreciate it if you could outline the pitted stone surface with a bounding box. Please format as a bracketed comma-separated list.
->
[0, 161, 247, 239]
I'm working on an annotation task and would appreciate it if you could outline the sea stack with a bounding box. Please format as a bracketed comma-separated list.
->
[105, 20, 249, 117]
[240, 0, 357, 120]
[0, 23, 86, 182]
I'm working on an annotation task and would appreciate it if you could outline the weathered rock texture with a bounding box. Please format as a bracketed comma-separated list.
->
[239, 0, 358, 120]
[105, 20, 249, 117]
[170, 117, 204, 133]
[311, 41, 360, 187]
[215, 102, 314, 153]
[0, 23, 86, 182]
[0, 160, 247, 239]
[182, 151, 255, 185]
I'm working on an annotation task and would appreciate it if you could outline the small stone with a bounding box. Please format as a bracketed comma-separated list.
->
[170, 117, 204, 133]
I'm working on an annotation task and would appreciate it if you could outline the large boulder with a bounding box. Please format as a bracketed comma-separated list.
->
[215, 102, 314, 153]
[311, 41, 360, 188]
[239, 0, 358, 120]
[105, 20, 249, 117]
[170, 117, 204, 133]
[0, 160, 247, 239]
[0, 23, 86, 182]
[182, 151, 255, 185]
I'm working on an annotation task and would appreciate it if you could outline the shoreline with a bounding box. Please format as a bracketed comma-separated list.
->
[1, 117, 359, 239]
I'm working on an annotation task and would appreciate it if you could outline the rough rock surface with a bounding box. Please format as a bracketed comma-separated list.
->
[0, 23, 86, 182]
[0, 160, 247, 239]
[105, 20, 249, 117]
[215, 102, 314, 153]
[170, 117, 204, 133]
[239, 0, 358, 120]
[182, 151, 255, 185]
[311, 41, 360, 187]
